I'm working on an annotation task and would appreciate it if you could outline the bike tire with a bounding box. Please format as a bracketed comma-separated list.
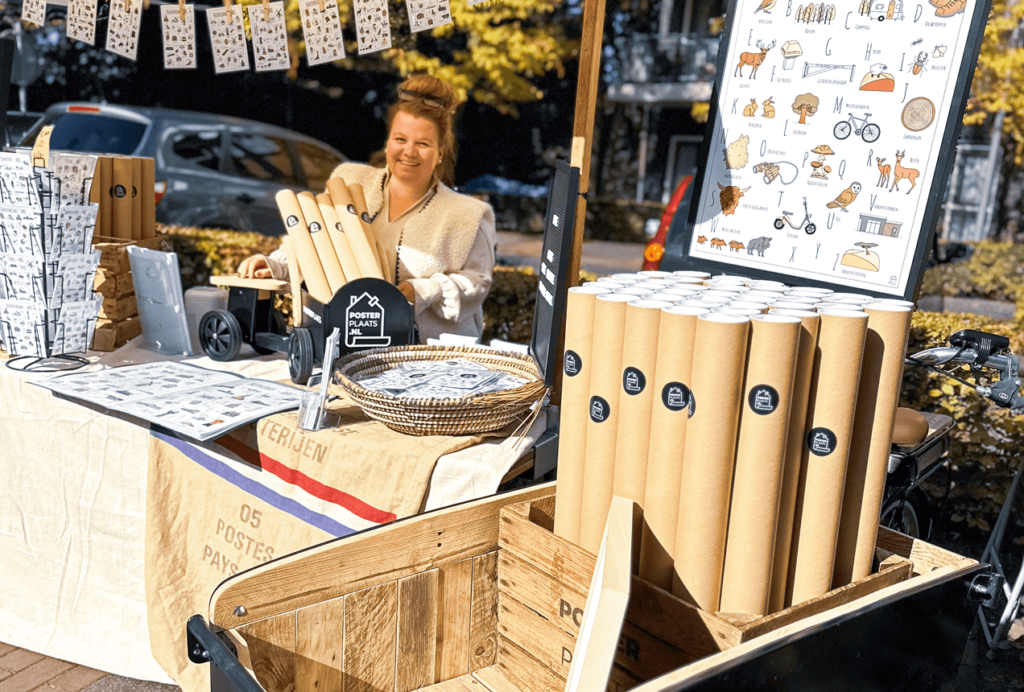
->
[774, 219, 785, 230]
[805, 223, 817, 235]
[834, 121, 852, 140]
[862, 123, 881, 143]
[880, 488, 933, 540]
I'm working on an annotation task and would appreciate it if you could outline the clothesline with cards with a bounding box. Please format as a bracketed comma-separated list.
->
[27, 0, 490, 74]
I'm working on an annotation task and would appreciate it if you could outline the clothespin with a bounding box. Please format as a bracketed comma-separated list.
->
[143, 0, 150, 10]
[124, 0, 131, 14]
[262, 0, 270, 21]
[178, 0, 186, 22]
[317, 0, 324, 11]
[224, 0, 233, 23]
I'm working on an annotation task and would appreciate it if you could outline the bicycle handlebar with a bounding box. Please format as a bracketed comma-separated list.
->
[907, 337, 1024, 409]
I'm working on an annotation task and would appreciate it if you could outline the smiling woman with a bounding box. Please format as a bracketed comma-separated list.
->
[238, 75, 496, 342]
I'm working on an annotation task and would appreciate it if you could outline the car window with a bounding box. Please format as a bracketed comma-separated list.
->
[296, 141, 342, 190]
[170, 131, 223, 171]
[228, 133, 300, 185]
[30, 113, 146, 155]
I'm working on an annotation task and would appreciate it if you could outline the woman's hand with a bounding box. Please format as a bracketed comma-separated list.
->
[238, 255, 273, 279]
[397, 281, 416, 304]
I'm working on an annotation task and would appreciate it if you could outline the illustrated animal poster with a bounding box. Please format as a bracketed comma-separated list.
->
[106, 0, 144, 61]
[353, 0, 392, 54]
[66, 0, 97, 45]
[161, 4, 197, 69]
[21, 0, 45, 27]
[406, 0, 452, 33]
[249, 2, 291, 72]
[688, 0, 985, 297]
[299, 0, 346, 66]
[207, 6, 250, 74]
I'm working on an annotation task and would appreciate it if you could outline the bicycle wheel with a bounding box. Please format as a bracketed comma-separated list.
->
[880, 488, 933, 540]
[834, 121, 852, 140]
[774, 218, 785, 230]
[862, 123, 881, 143]
[805, 223, 816, 235]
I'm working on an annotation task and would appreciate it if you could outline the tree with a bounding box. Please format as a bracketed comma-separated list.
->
[792, 93, 818, 124]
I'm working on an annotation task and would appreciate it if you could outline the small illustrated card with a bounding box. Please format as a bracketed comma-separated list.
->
[67, 0, 97, 44]
[406, 0, 451, 33]
[299, 0, 345, 66]
[51, 251, 100, 308]
[52, 296, 102, 354]
[106, 0, 144, 60]
[0, 254, 46, 304]
[0, 206, 43, 256]
[52, 153, 98, 209]
[21, 0, 45, 27]
[353, 0, 392, 55]
[207, 6, 250, 74]
[0, 300, 48, 358]
[161, 4, 197, 69]
[0, 153, 39, 208]
[54, 205, 98, 254]
[249, 2, 291, 72]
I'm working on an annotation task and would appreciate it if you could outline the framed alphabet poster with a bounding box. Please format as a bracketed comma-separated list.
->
[677, 0, 993, 299]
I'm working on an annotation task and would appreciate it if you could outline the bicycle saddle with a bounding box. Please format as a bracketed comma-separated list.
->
[892, 407, 929, 445]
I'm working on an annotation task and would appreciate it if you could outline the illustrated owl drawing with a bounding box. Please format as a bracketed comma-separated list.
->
[827, 182, 861, 211]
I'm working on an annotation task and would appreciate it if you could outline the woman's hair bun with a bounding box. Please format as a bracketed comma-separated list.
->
[398, 74, 459, 114]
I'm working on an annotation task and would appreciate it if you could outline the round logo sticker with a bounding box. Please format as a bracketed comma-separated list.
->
[806, 427, 838, 457]
[564, 350, 582, 377]
[589, 396, 610, 423]
[347, 204, 357, 215]
[688, 392, 696, 418]
[336, 222, 344, 232]
[112, 185, 127, 199]
[131, 185, 138, 198]
[748, 385, 779, 415]
[661, 382, 690, 412]
[622, 367, 646, 395]
[309, 222, 322, 233]
[286, 215, 300, 227]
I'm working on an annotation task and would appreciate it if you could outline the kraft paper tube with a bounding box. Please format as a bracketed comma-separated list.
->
[275, 189, 332, 303]
[639, 270, 673, 278]
[613, 300, 672, 505]
[639, 305, 708, 590]
[597, 277, 636, 285]
[130, 157, 142, 240]
[316, 193, 362, 282]
[682, 300, 719, 309]
[326, 178, 385, 280]
[615, 286, 649, 297]
[719, 314, 802, 616]
[672, 312, 751, 612]
[730, 301, 768, 313]
[673, 271, 711, 279]
[296, 192, 347, 294]
[97, 157, 112, 237]
[578, 293, 634, 554]
[833, 303, 913, 587]
[349, 183, 384, 269]
[767, 309, 821, 613]
[375, 237, 392, 283]
[786, 309, 869, 607]
[554, 285, 613, 544]
[110, 157, 133, 240]
[612, 273, 641, 281]
[141, 158, 155, 239]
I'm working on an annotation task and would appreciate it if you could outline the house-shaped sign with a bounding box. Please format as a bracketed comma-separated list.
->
[812, 432, 832, 455]
[345, 292, 391, 349]
[753, 389, 773, 412]
[667, 386, 685, 408]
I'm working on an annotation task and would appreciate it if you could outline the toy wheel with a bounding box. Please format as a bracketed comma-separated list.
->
[773, 219, 785, 230]
[288, 327, 314, 385]
[862, 123, 881, 143]
[252, 310, 288, 356]
[878, 14, 885, 20]
[833, 121, 852, 140]
[199, 309, 242, 362]
[805, 223, 817, 235]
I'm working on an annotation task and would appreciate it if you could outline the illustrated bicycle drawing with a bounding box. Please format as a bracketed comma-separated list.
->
[834, 112, 881, 143]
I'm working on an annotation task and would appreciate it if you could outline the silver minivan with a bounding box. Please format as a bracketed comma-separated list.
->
[22, 102, 347, 235]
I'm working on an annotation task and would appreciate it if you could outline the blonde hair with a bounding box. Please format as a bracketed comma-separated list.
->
[384, 74, 459, 187]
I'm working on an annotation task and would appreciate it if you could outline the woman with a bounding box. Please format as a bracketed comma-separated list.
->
[238, 75, 496, 342]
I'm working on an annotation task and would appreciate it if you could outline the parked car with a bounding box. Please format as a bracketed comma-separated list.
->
[643, 174, 694, 271]
[20, 103, 347, 235]
[4, 111, 43, 147]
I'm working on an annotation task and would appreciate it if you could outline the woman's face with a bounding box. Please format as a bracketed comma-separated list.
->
[386, 111, 440, 191]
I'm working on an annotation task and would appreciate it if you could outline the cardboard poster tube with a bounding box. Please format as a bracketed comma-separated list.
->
[348, 183, 384, 271]
[275, 189, 332, 303]
[110, 157, 133, 240]
[297, 192, 347, 294]
[376, 237, 392, 283]
[638, 305, 708, 590]
[326, 178, 384, 280]
[97, 157, 112, 238]
[672, 313, 751, 612]
[833, 303, 913, 587]
[786, 309, 869, 607]
[578, 293, 634, 554]
[130, 157, 142, 240]
[316, 193, 362, 282]
[141, 158, 155, 239]
[554, 284, 613, 544]
[719, 314, 802, 616]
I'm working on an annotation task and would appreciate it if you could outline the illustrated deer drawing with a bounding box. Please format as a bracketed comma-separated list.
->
[876, 157, 890, 187]
[735, 40, 776, 79]
[890, 151, 920, 193]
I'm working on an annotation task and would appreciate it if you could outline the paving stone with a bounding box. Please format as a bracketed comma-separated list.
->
[0, 657, 73, 692]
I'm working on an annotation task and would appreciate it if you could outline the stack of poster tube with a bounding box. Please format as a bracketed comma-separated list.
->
[88, 155, 157, 241]
[273, 179, 387, 304]
[553, 270, 914, 616]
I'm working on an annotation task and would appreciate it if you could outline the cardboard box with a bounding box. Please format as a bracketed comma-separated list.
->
[93, 234, 166, 274]
[90, 316, 141, 352]
[98, 294, 137, 321]
[93, 268, 136, 299]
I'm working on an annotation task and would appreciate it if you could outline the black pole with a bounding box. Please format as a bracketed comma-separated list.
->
[0, 37, 15, 147]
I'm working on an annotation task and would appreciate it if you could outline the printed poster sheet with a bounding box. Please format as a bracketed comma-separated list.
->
[67, 0, 97, 44]
[353, 0, 392, 55]
[207, 5, 250, 74]
[690, 0, 975, 296]
[161, 4, 197, 70]
[21, 0, 45, 27]
[248, 2, 291, 72]
[106, 0, 144, 60]
[299, 0, 346, 66]
[406, 0, 452, 33]
[35, 361, 304, 442]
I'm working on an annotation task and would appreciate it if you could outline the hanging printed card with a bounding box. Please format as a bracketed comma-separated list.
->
[406, 0, 451, 33]
[105, 0, 143, 60]
[67, 0, 97, 44]
[161, 4, 197, 69]
[206, 5, 250, 74]
[0, 300, 48, 358]
[248, 2, 290, 72]
[0, 206, 42, 256]
[52, 296, 102, 355]
[353, 0, 392, 55]
[0, 153, 39, 208]
[299, 0, 345, 66]
[21, 0, 45, 27]
[52, 153, 98, 208]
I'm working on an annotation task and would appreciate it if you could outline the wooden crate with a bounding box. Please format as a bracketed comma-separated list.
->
[90, 316, 141, 352]
[93, 267, 136, 299]
[93, 234, 166, 273]
[205, 483, 978, 692]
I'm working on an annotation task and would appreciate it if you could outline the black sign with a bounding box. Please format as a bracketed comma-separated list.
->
[748, 385, 779, 415]
[806, 427, 838, 457]
[564, 350, 582, 377]
[622, 367, 646, 395]
[112, 184, 127, 199]
[590, 395, 610, 423]
[325, 278, 416, 356]
[309, 221, 323, 234]
[662, 382, 690, 412]
[286, 215, 300, 227]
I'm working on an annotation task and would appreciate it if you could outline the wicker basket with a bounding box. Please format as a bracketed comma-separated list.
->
[336, 345, 548, 436]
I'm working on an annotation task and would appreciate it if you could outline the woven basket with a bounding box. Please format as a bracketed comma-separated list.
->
[336, 345, 548, 436]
